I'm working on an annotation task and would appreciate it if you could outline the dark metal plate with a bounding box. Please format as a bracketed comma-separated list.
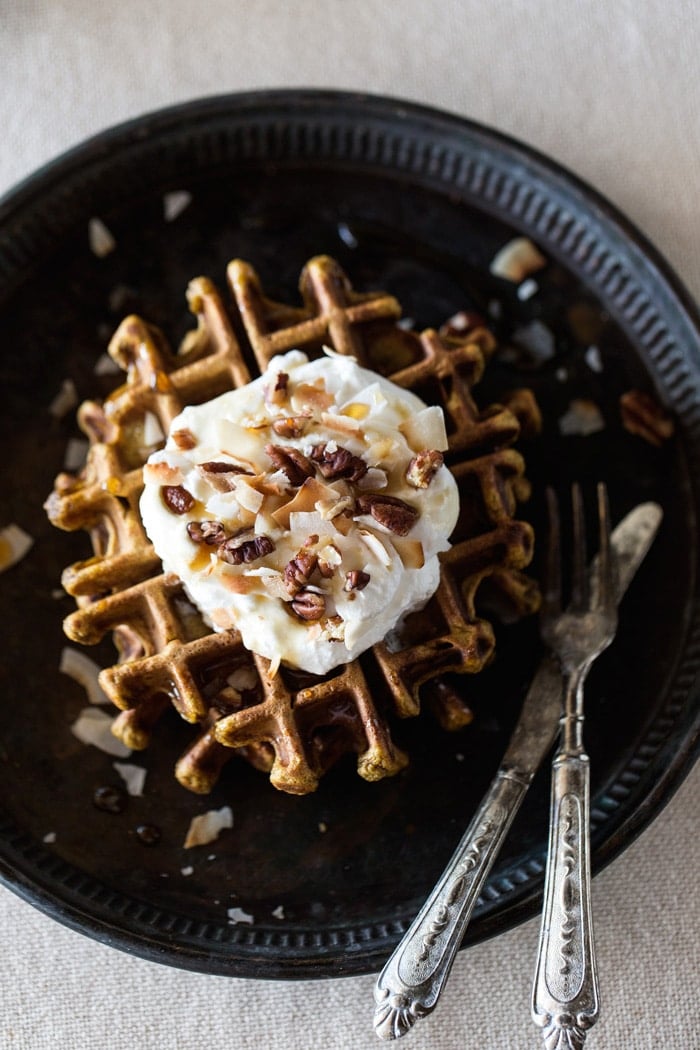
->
[0, 90, 698, 979]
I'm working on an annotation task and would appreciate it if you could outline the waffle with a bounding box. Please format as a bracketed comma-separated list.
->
[45, 256, 540, 795]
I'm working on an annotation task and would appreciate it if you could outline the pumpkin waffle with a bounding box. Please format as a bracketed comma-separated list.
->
[45, 255, 540, 795]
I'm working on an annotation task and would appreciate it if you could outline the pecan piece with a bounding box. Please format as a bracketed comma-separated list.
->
[620, 389, 674, 447]
[199, 461, 252, 475]
[291, 589, 326, 621]
[355, 493, 419, 536]
[161, 485, 195, 515]
[172, 427, 197, 450]
[187, 520, 226, 546]
[406, 449, 444, 488]
[265, 443, 315, 486]
[265, 371, 289, 406]
[344, 570, 370, 592]
[271, 416, 309, 439]
[284, 550, 319, 596]
[309, 442, 368, 482]
[218, 535, 275, 565]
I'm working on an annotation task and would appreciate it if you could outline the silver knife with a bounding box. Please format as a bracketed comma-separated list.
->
[373, 502, 663, 1041]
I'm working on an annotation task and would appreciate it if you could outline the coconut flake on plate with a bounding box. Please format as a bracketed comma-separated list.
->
[163, 190, 193, 222]
[490, 237, 546, 282]
[71, 707, 132, 757]
[271, 905, 285, 920]
[43, 832, 57, 844]
[511, 320, 556, 366]
[63, 437, 89, 471]
[0, 524, 34, 574]
[60, 647, 111, 705]
[516, 278, 539, 301]
[227, 906, 254, 926]
[558, 399, 605, 436]
[94, 352, 122, 376]
[184, 805, 233, 849]
[88, 217, 116, 258]
[113, 761, 147, 797]
[48, 378, 78, 419]
[336, 221, 358, 249]
[584, 345, 604, 373]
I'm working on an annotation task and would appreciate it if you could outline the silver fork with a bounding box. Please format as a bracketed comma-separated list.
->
[532, 482, 617, 1050]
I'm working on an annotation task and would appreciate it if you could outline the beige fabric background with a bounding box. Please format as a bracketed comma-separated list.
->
[2, 2, 699, 1047]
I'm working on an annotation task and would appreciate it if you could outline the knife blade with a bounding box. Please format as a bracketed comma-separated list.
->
[373, 501, 663, 1042]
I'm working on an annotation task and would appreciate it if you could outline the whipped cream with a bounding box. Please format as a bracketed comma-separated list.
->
[140, 350, 459, 674]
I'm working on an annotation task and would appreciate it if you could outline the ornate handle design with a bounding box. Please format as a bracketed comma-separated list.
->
[532, 751, 599, 1050]
[373, 771, 528, 1040]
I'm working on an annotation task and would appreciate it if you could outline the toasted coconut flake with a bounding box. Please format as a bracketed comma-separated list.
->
[0, 524, 34, 573]
[227, 906, 254, 925]
[113, 761, 147, 796]
[60, 647, 111, 705]
[143, 461, 183, 486]
[71, 707, 132, 757]
[399, 406, 448, 452]
[227, 667, 259, 691]
[143, 412, 165, 447]
[233, 479, 265, 514]
[48, 378, 78, 419]
[341, 401, 370, 421]
[272, 477, 336, 529]
[94, 352, 122, 376]
[163, 190, 193, 222]
[490, 237, 546, 282]
[393, 537, 425, 569]
[88, 217, 116, 258]
[184, 805, 233, 848]
[356, 467, 388, 490]
[219, 572, 261, 595]
[291, 381, 335, 412]
[559, 399, 605, 436]
[320, 411, 363, 436]
[63, 437, 89, 471]
[358, 528, 392, 568]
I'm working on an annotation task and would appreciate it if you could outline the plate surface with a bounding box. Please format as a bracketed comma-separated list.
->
[0, 90, 698, 979]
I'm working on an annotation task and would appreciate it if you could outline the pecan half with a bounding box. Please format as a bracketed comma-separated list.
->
[291, 589, 326, 621]
[199, 461, 252, 475]
[309, 442, 368, 482]
[218, 535, 275, 565]
[620, 389, 675, 447]
[344, 569, 370, 592]
[284, 550, 319, 596]
[187, 520, 226, 546]
[406, 449, 444, 488]
[265, 443, 315, 486]
[355, 493, 418, 536]
[161, 485, 195, 515]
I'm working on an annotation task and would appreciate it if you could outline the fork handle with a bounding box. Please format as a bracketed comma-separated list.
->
[532, 748, 599, 1049]
[374, 769, 529, 1040]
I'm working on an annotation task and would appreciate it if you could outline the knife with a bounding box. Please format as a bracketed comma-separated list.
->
[373, 501, 663, 1041]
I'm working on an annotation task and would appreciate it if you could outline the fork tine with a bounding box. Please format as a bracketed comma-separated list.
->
[543, 487, 562, 618]
[596, 482, 615, 610]
[570, 482, 587, 611]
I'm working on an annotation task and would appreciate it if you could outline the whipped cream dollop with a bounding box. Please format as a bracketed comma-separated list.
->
[140, 350, 459, 674]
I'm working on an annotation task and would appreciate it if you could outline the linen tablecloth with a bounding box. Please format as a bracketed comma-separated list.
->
[2, 2, 698, 1047]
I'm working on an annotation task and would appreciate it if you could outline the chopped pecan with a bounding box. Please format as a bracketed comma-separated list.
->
[199, 461, 252, 475]
[291, 589, 326, 621]
[161, 485, 195, 515]
[271, 416, 309, 439]
[406, 449, 444, 488]
[284, 550, 319, 596]
[218, 535, 275, 565]
[265, 444, 315, 486]
[172, 427, 197, 450]
[620, 389, 674, 447]
[355, 493, 419, 536]
[266, 371, 289, 406]
[309, 442, 368, 482]
[187, 520, 226, 546]
[344, 570, 370, 592]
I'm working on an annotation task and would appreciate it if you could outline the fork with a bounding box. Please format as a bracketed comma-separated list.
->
[532, 482, 617, 1050]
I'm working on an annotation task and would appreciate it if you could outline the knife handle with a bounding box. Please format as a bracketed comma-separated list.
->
[532, 751, 599, 1049]
[373, 769, 529, 1040]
